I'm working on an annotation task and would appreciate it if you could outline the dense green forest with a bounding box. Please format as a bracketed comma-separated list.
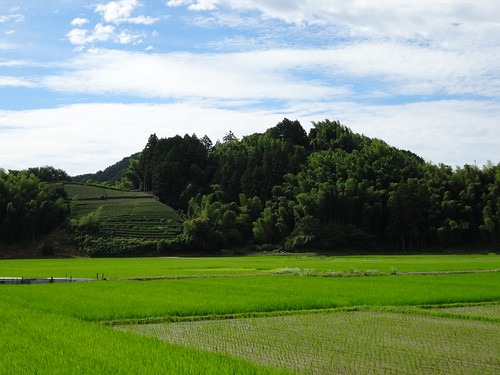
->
[2, 119, 499, 255]
[122, 119, 500, 252]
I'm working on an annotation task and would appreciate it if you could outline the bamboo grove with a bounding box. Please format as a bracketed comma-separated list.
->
[0, 167, 70, 244]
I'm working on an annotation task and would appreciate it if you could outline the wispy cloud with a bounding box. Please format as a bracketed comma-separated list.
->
[0, 76, 35, 87]
[170, 1, 500, 51]
[0, 14, 24, 23]
[0, 42, 15, 50]
[36, 42, 498, 102]
[40, 48, 347, 101]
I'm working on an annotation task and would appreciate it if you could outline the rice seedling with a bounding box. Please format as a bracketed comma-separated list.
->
[120, 309, 500, 374]
[435, 303, 500, 319]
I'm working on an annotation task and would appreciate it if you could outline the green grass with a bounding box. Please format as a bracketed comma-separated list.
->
[1, 254, 498, 279]
[120, 309, 500, 374]
[1, 273, 498, 322]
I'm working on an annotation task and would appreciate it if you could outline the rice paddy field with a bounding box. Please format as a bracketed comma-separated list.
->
[1, 254, 499, 374]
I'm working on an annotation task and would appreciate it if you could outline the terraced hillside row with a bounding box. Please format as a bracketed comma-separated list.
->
[63, 183, 183, 240]
[63, 183, 152, 200]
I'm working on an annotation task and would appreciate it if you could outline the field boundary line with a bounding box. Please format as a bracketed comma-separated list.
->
[104, 301, 500, 326]
[106, 268, 500, 282]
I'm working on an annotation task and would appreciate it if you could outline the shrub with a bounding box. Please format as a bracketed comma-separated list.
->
[79, 236, 159, 257]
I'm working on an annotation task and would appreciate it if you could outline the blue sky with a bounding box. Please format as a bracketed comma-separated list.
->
[1, 0, 499, 175]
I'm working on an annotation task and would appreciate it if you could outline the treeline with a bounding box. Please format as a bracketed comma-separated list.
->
[0, 167, 70, 244]
[73, 153, 140, 185]
[122, 119, 500, 252]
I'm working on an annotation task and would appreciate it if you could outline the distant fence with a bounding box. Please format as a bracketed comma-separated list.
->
[0, 277, 94, 285]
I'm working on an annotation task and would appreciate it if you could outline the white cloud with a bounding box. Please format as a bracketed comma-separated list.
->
[67, 28, 89, 45]
[1, 100, 499, 175]
[125, 15, 159, 25]
[94, 0, 158, 25]
[188, 0, 219, 11]
[95, 0, 138, 23]
[71, 17, 89, 27]
[67, 24, 116, 45]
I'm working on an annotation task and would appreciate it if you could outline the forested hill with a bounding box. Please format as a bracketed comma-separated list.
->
[1, 118, 499, 255]
[121, 118, 499, 252]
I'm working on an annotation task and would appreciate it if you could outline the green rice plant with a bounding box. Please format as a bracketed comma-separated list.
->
[1, 254, 498, 279]
[1, 273, 498, 322]
[0, 300, 285, 375]
[120, 310, 500, 374]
